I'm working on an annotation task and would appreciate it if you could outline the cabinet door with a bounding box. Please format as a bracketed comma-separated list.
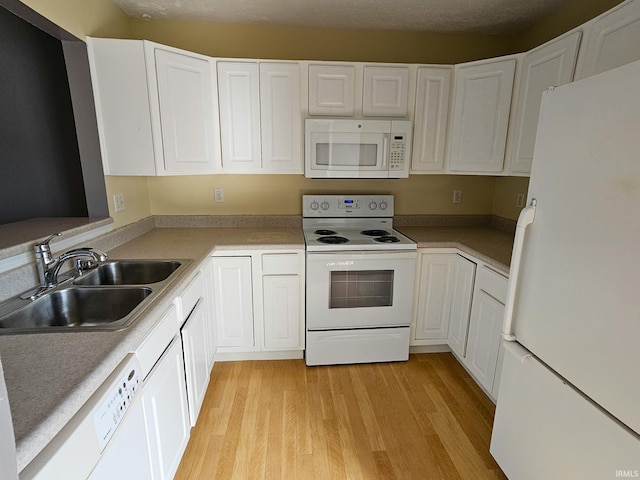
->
[308, 64, 356, 116]
[575, 0, 640, 80]
[181, 300, 210, 426]
[411, 66, 452, 172]
[212, 257, 254, 347]
[142, 337, 190, 480]
[217, 62, 261, 170]
[412, 253, 457, 344]
[465, 290, 505, 394]
[509, 32, 581, 175]
[202, 258, 217, 369]
[362, 66, 410, 116]
[86, 38, 156, 175]
[154, 48, 218, 174]
[446, 256, 477, 357]
[448, 58, 516, 173]
[263, 275, 301, 350]
[260, 63, 302, 173]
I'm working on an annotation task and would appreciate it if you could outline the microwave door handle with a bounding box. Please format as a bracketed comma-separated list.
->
[382, 134, 389, 169]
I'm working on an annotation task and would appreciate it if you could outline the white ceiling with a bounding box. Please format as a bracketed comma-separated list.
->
[112, 0, 574, 35]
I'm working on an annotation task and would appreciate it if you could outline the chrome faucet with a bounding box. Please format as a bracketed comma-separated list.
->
[34, 233, 108, 289]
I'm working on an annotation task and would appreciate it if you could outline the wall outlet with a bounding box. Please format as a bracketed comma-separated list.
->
[113, 193, 125, 212]
[452, 190, 462, 204]
[516, 192, 526, 208]
[214, 188, 224, 203]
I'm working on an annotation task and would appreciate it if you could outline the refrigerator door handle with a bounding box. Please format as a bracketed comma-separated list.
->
[502, 199, 537, 341]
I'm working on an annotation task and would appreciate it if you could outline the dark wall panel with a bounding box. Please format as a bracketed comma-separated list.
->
[0, 6, 88, 224]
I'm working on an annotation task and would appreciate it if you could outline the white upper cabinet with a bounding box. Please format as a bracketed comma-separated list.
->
[507, 32, 581, 175]
[260, 63, 302, 172]
[217, 62, 262, 171]
[411, 66, 452, 172]
[87, 38, 156, 176]
[87, 38, 219, 176]
[447, 57, 517, 173]
[152, 48, 219, 174]
[362, 66, 410, 116]
[575, 0, 640, 80]
[218, 61, 303, 173]
[308, 64, 356, 116]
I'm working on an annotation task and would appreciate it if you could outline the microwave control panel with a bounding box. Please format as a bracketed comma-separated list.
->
[389, 135, 406, 172]
[388, 121, 411, 178]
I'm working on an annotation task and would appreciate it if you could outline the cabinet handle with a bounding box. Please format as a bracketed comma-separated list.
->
[502, 198, 537, 341]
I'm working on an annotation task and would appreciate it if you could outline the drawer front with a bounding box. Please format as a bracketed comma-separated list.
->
[261, 253, 299, 275]
[477, 266, 508, 305]
[179, 272, 204, 322]
[136, 303, 179, 379]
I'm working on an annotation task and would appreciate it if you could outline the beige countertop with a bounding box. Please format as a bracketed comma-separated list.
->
[397, 226, 514, 273]
[0, 223, 508, 471]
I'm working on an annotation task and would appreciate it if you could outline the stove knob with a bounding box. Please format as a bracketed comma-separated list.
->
[369, 201, 377, 210]
[310, 201, 319, 211]
[380, 201, 388, 210]
[321, 201, 330, 210]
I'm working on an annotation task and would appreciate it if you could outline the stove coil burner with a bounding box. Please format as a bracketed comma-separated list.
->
[374, 236, 400, 243]
[314, 229, 337, 236]
[361, 229, 390, 237]
[317, 236, 350, 245]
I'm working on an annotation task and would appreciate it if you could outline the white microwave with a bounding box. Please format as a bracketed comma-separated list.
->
[304, 119, 412, 178]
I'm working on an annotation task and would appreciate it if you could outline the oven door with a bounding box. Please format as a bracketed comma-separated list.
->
[306, 251, 416, 330]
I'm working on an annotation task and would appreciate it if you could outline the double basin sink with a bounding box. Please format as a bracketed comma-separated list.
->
[0, 260, 189, 334]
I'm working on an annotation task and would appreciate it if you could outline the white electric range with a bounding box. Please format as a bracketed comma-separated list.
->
[302, 195, 417, 366]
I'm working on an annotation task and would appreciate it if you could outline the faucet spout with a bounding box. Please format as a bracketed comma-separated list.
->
[47, 248, 109, 286]
[32, 233, 108, 290]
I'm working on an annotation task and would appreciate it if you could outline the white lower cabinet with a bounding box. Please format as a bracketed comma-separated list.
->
[181, 300, 210, 426]
[212, 256, 255, 348]
[459, 265, 508, 401]
[212, 250, 305, 359]
[142, 337, 190, 480]
[412, 252, 475, 346]
[263, 275, 301, 350]
[464, 290, 505, 394]
[413, 249, 508, 402]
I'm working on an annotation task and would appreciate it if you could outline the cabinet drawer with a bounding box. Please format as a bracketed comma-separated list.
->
[261, 253, 299, 274]
[136, 303, 179, 379]
[178, 272, 204, 323]
[477, 266, 508, 305]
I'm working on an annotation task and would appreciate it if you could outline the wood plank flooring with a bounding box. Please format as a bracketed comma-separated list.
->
[174, 353, 507, 480]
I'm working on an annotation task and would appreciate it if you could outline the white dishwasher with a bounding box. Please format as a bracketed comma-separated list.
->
[21, 354, 153, 479]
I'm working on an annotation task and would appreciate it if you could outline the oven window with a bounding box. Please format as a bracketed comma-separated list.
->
[329, 270, 394, 308]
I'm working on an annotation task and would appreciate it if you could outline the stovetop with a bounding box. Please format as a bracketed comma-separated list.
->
[302, 195, 416, 252]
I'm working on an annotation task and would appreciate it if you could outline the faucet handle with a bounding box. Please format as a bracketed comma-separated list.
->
[34, 233, 62, 254]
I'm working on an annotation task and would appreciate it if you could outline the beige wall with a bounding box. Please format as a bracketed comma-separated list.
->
[130, 19, 512, 64]
[147, 175, 496, 216]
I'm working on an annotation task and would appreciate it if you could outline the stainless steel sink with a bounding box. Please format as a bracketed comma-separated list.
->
[0, 258, 191, 334]
[73, 260, 182, 286]
[0, 287, 152, 331]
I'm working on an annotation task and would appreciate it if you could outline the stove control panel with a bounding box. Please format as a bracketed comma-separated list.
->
[303, 195, 394, 217]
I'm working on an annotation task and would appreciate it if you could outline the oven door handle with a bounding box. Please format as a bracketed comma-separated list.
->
[307, 251, 416, 260]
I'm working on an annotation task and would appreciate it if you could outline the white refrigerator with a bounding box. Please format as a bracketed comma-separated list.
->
[490, 60, 640, 478]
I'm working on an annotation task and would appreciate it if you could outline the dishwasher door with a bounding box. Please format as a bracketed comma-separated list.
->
[88, 395, 152, 479]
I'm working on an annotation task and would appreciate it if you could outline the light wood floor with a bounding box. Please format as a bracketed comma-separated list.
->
[175, 353, 507, 480]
